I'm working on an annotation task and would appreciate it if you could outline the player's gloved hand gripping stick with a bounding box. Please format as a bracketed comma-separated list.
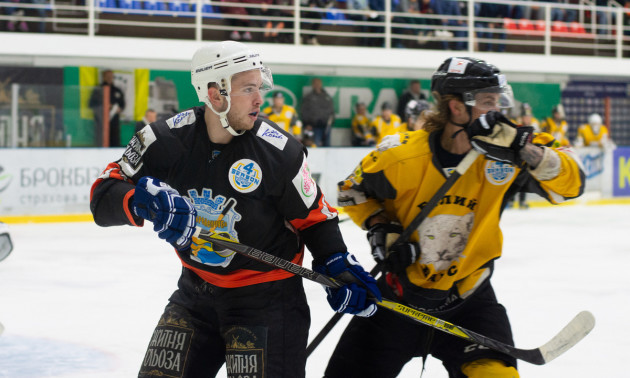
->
[132, 177, 197, 250]
[194, 229, 595, 366]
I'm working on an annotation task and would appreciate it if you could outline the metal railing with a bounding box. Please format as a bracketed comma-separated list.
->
[0, 0, 628, 57]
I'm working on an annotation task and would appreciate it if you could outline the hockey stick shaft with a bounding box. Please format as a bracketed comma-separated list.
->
[307, 149, 481, 356]
[194, 231, 594, 365]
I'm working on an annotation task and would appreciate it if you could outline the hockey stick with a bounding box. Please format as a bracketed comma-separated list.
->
[194, 229, 595, 365]
[306, 148, 482, 356]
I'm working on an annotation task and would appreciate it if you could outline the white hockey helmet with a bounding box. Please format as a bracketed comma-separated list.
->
[191, 41, 273, 136]
[588, 113, 602, 127]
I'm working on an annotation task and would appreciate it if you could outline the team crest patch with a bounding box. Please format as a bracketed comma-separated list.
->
[484, 160, 516, 185]
[292, 154, 317, 208]
[229, 159, 262, 193]
[187, 189, 241, 267]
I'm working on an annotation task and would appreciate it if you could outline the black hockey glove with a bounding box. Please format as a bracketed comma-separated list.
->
[367, 223, 420, 273]
[468, 111, 534, 166]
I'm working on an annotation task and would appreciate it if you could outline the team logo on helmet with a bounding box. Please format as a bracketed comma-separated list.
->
[484, 160, 516, 185]
[229, 159, 262, 193]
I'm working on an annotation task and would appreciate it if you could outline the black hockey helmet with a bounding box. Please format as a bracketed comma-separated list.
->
[405, 99, 430, 120]
[431, 57, 514, 109]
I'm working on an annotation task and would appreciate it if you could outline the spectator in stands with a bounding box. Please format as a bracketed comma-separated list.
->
[300, 0, 330, 45]
[541, 104, 571, 146]
[546, 0, 577, 23]
[370, 101, 402, 144]
[432, 0, 467, 50]
[624, 0, 630, 38]
[135, 109, 157, 133]
[397, 79, 426, 118]
[259, 0, 294, 43]
[476, 1, 510, 52]
[5, 0, 28, 32]
[517, 102, 540, 132]
[574, 113, 615, 148]
[300, 77, 335, 146]
[219, 0, 253, 41]
[351, 102, 376, 146]
[347, 0, 372, 46]
[392, 0, 423, 48]
[89, 69, 126, 147]
[262, 91, 302, 138]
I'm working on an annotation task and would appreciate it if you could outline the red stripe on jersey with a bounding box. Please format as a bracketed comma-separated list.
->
[123, 189, 142, 227]
[289, 196, 338, 231]
[178, 248, 305, 288]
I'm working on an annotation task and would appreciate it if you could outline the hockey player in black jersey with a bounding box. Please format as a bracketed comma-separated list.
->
[89, 41, 380, 378]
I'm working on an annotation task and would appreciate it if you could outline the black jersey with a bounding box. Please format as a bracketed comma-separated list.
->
[90, 106, 346, 287]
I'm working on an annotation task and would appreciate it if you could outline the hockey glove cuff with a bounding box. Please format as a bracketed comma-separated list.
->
[313, 252, 381, 317]
[367, 223, 420, 273]
[132, 176, 197, 250]
[469, 112, 534, 166]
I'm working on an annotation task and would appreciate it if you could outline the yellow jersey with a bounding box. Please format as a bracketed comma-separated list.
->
[576, 123, 609, 147]
[541, 117, 570, 147]
[351, 114, 376, 144]
[263, 105, 300, 136]
[338, 130, 585, 308]
[371, 114, 403, 144]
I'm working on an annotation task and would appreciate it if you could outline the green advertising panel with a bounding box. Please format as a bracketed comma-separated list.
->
[61, 66, 561, 146]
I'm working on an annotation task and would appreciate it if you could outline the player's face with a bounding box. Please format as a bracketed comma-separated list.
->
[227, 70, 265, 131]
[472, 92, 501, 113]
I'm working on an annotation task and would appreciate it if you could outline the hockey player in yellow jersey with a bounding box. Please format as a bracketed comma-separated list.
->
[351, 102, 376, 146]
[371, 102, 403, 144]
[541, 104, 570, 146]
[574, 113, 614, 148]
[325, 57, 585, 378]
[262, 91, 301, 138]
[401, 99, 431, 132]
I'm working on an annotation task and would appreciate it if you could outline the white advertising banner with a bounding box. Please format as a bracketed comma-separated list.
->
[0, 148, 124, 216]
[0, 146, 617, 217]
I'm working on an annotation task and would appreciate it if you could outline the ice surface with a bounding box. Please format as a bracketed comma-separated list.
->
[0, 204, 628, 377]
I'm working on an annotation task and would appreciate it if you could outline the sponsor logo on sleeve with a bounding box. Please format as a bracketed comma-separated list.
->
[257, 122, 288, 150]
[292, 155, 317, 208]
[120, 126, 157, 175]
[166, 110, 196, 129]
[229, 159, 262, 193]
[484, 160, 516, 185]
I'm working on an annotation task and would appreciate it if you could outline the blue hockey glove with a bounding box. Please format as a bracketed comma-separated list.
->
[367, 223, 420, 273]
[313, 252, 382, 317]
[132, 176, 197, 250]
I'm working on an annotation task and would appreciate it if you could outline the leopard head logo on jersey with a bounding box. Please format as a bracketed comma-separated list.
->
[418, 213, 474, 272]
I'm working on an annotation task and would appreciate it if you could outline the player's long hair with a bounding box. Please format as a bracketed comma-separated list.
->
[422, 93, 460, 133]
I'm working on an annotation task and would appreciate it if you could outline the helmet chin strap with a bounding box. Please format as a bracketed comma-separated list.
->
[206, 95, 245, 137]
[451, 105, 474, 139]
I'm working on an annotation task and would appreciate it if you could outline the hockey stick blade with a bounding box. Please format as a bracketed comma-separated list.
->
[379, 300, 595, 365]
[193, 230, 595, 365]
